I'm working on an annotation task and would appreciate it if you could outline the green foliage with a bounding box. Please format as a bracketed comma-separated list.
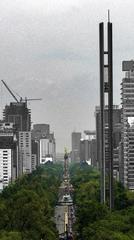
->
[114, 182, 128, 210]
[0, 163, 62, 240]
[70, 163, 134, 240]
[0, 231, 22, 240]
[126, 190, 134, 206]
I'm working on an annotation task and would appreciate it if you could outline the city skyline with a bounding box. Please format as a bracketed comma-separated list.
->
[0, 0, 134, 151]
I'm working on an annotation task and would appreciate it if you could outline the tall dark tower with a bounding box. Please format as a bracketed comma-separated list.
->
[99, 15, 114, 209]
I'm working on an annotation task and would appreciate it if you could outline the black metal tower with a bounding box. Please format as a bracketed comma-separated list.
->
[99, 17, 114, 209]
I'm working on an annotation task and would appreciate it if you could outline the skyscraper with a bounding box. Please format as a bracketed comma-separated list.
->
[3, 102, 31, 131]
[71, 132, 81, 163]
[3, 102, 31, 177]
[0, 122, 17, 190]
[32, 124, 50, 140]
[95, 106, 122, 174]
[32, 124, 56, 164]
[121, 60, 134, 190]
[18, 131, 32, 175]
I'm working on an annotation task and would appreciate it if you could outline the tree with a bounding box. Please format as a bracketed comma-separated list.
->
[0, 164, 62, 240]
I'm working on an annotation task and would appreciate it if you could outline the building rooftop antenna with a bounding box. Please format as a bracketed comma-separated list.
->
[108, 9, 110, 22]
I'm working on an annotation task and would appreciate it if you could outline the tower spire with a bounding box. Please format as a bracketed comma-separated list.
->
[108, 9, 110, 22]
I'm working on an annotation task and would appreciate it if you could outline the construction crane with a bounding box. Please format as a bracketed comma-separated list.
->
[20, 97, 42, 104]
[1, 80, 42, 104]
[1, 80, 19, 103]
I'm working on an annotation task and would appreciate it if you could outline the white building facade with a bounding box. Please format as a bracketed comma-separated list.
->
[0, 149, 12, 190]
[39, 138, 55, 164]
[0, 122, 18, 191]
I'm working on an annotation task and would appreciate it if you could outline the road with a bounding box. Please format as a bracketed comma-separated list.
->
[54, 179, 74, 240]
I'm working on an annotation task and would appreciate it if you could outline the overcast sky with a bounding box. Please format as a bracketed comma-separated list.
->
[0, 0, 134, 152]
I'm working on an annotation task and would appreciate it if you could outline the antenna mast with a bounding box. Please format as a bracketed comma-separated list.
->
[108, 9, 110, 22]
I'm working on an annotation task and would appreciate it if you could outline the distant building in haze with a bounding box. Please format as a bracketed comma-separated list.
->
[32, 124, 50, 140]
[71, 132, 81, 163]
[32, 124, 56, 164]
[80, 138, 91, 164]
[56, 153, 65, 162]
[90, 138, 97, 167]
[80, 131, 97, 166]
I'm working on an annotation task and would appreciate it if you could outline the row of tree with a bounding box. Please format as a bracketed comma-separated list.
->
[70, 163, 134, 240]
[0, 163, 63, 240]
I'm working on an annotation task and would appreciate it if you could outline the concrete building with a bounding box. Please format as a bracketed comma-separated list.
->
[95, 106, 122, 178]
[39, 136, 56, 164]
[121, 61, 134, 189]
[0, 122, 18, 190]
[32, 124, 56, 164]
[31, 140, 38, 168]
[127, 118, 134, 190]
[56, 153, 65, 162]
[31, 154, 37, 171]
[32, 124, 50, 140]
[113, 147, 120, 181]
[3, 102, 31, 131]
[18, 132, 32, 175]
[80, 138, 91, 164]
[0, 149, 11, 190]
[80, 131, 97, 166]
[3, 102, 31, 177]
[71, 132, 81, 163]
[49, 133, 56, 162]
[90, 138, 97, 167]
[84, 131, 97, 166]
[80, 139, 86, 162]
[40, 138, 49, 164]
[95, 107, 102, 169]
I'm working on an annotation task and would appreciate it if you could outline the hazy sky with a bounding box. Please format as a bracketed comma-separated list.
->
[0, 0, 134, 152]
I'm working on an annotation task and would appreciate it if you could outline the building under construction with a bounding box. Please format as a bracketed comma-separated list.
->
[3, 102, 31, 132]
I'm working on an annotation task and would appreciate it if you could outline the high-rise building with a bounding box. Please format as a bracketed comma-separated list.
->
[3, 102, 31, 131]
[0, 149, 11, 190]
[127, 118, 134, 190]
[18, 132, 32, 175]
[121, 60, 134, 190]
[80, 139, 86, 162]
[32, 124, 50, 140]
[84, 131, 97, 166]
[39, 137, 55, 164]
[3, 102, 32, 176]
[32, 124, 56, 164]
[95, 106, 122, 177]
[0, 122, 18, 190]
[40, 138, 49, 164]
[80, 138, 91, 164]
[79, 131, 97, 166]
[31, 154, 37, 171]
[31, 140, 38, 168]
[71, 132, 81, 163]
[49, 133, 56, 162]
[90, 138, 97, 167]
[56, 153, 64, 162]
